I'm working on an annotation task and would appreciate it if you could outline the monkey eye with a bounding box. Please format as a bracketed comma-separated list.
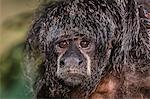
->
[58, 40, 68, 48]
[80, 40, 90, 48]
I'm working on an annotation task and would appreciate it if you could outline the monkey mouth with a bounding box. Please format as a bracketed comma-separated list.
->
[57, 71, 86, 86]
[63, 73, 86, 86]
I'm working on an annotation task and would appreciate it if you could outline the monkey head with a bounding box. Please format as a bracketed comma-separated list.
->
[25, 0, 119, 97]
[55, 34, 95, 86]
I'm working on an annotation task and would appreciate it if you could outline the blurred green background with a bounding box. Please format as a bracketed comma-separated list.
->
[0, 0, 39, 99]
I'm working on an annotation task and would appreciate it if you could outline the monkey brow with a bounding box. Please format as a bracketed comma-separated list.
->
[56, 33, 87, 40]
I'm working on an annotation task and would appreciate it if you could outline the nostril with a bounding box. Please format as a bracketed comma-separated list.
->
[60, 60, 65, 65]
[79, 60, 83, 65]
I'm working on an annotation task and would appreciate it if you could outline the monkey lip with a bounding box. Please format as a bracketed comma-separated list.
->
[68, 73, 86, 79]
[65, 72, 86, 80]
[64, 75, 84, 86]
[57, 69, 87, 86]
[59, 72, 86, 86]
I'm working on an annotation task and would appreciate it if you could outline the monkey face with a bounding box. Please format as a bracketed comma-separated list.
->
[55, 34, 95, 86]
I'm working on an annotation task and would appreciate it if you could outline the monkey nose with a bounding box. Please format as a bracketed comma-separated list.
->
[61, 57, 83, 66]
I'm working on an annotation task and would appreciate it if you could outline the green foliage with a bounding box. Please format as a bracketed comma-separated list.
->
[0, 43, 23, 90]
[0, 43, 32, 99]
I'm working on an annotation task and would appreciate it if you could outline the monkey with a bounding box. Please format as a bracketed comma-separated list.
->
[24, 0, 150, 99]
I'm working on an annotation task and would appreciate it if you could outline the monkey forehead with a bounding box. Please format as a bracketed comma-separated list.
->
[38, 0, 116, 42]
[44, 26, 97, 41]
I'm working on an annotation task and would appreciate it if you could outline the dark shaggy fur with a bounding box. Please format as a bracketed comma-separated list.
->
[24, 0, 150, 98]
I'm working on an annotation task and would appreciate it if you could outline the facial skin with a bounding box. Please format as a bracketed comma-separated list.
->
[54, 34, 95, 86]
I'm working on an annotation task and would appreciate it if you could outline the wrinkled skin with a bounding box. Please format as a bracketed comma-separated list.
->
[24, 0, 150, 98]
